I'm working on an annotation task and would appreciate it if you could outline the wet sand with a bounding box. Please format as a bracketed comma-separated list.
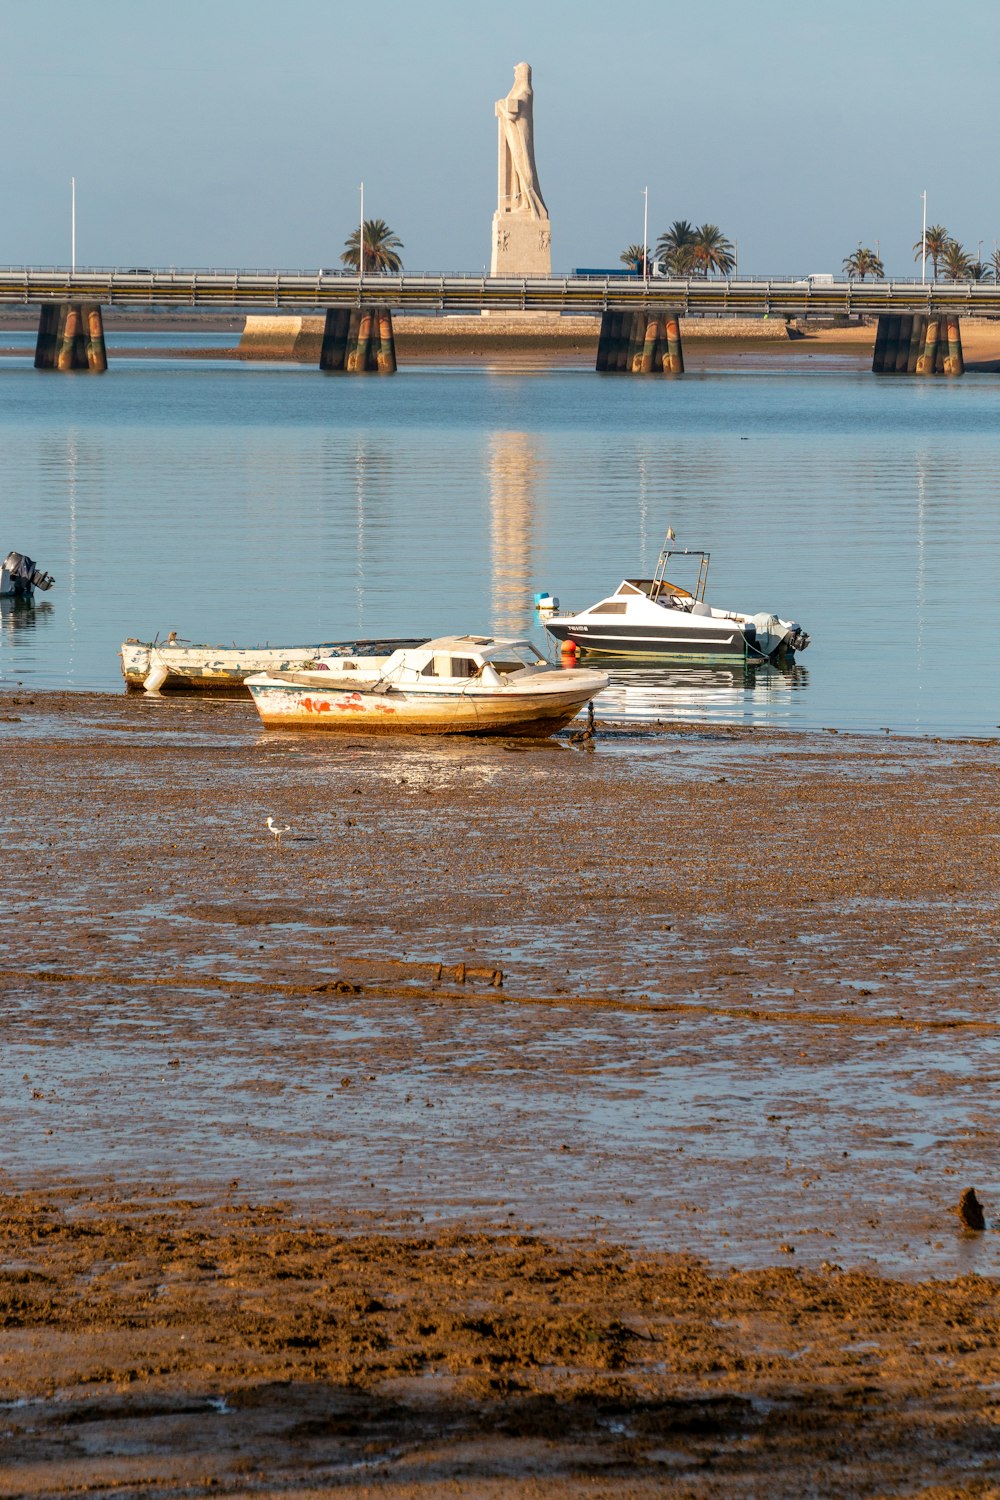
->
[1, 692, 999, 1493]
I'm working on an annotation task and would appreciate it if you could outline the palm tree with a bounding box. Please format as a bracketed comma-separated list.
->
[341, 218, 404, 274]
[619, 244, 650, 275]
[688, 224, 736, 278]
[940, 240, 973, 282]
[991, 247, 1000, 283]
[842, 245, 885, 280]
[655, 220, 698, 275]
[912, 224, 951, 281]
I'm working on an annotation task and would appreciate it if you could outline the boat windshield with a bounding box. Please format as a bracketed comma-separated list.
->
[422, 655, 479, 678]
[623, 578, 693, 601]
[481, 642, 542, 667]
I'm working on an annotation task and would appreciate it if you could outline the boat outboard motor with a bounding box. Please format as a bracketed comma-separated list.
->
[1, 552, 56, 599]
[742, 621, 774, 662]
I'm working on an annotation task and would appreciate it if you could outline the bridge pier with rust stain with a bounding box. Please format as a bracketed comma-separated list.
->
[321, 307, 396, 373]
[873, 313, 963, 376]
[597, 310, 683, 374]
[35, 303, 108, 372]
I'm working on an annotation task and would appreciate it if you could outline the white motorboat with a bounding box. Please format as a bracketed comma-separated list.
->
[246, 635, 609, 737]
[120, 634, 425, 693]
[1, 552, 55, 600]
[544, 532, 809, 662]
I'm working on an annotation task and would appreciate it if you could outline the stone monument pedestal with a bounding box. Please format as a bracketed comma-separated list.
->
[491, 212, 552, 277]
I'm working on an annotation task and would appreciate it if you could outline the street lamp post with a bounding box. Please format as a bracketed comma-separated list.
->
[642, 185, 648, 284]
[921, 190, 927, 286]
[71, 176, 76, 275]
[359, 181, 364, 279]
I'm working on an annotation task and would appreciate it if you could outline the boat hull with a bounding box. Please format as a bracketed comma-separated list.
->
[544, 619, 752, 660]
[120, 639, 425, 692]
[247, 679, 602, 736]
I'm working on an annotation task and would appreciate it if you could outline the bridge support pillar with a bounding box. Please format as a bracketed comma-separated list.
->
[596, 311, 683, 375]
[376, 309, 397, 373]
[349, 310, 375, 373]
[612, 312, 629, 371]
[595, 312, 614, 371]
[35, 303, 107, 372]
[320, 307, 396, 373]
[319, 309, 351, 370]
[639, 315, 659, 374]
[917, 316, 939, 374]
[664, 314, 684, 373]
[906, 315, 926, 373]
[873, 313, 962, 376]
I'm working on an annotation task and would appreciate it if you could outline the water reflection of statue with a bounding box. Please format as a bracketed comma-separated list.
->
[495, 63, 547, 220]
[489, 430, 542, 635]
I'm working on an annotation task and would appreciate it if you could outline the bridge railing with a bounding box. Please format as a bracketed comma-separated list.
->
[1, 270, 999, 316]
[0, 265, 996, 287]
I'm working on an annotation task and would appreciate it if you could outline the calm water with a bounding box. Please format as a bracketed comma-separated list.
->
[2, 351, 999, 734]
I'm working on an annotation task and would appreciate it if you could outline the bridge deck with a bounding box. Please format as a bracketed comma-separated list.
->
[0, 271, 998, 318]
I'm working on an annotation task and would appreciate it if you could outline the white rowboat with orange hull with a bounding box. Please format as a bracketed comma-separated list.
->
[246, 636, 608, 737]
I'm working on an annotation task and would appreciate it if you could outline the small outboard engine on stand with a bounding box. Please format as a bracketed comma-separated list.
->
[1, 552, 56, 600]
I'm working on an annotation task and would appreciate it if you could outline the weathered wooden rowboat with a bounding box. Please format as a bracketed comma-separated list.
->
[120, 636, 426, 693]
[246, 635, 609, 737]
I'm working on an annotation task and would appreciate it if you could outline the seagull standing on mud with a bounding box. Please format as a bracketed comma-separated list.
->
[266, 816, 291, 845]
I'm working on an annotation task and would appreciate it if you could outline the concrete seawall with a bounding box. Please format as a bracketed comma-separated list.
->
[239, 315, 328, 360]
[237, 313, 795, 361]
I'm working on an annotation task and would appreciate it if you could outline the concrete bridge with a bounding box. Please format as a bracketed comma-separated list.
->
[5, 266, 994, 375]
[3, 267, 1000, 316]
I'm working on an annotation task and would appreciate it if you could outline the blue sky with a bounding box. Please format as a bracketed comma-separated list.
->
[3, 0, 996, 276]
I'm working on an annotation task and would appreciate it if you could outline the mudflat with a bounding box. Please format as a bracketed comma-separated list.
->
[1, 692, 998, 1496]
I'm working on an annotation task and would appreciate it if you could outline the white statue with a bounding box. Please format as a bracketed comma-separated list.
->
[495, 63, 548, 221]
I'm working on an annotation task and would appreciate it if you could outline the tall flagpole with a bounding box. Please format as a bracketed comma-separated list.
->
[921, 190, 927, 286]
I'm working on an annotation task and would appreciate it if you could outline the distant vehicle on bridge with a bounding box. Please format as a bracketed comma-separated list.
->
[574, 267, 637, 278]
[573, 263, 670, 279]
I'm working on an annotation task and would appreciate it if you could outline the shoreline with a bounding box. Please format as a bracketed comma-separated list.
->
[7, 684, 1000, 743]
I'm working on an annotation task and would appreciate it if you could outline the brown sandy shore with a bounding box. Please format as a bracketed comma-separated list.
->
[1, 692, 1000, 1496]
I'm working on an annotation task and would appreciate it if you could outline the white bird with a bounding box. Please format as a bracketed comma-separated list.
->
[266, 816, 291, 844]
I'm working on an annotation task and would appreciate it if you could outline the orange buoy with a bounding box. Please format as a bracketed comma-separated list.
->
[560, 639, 578, 662]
